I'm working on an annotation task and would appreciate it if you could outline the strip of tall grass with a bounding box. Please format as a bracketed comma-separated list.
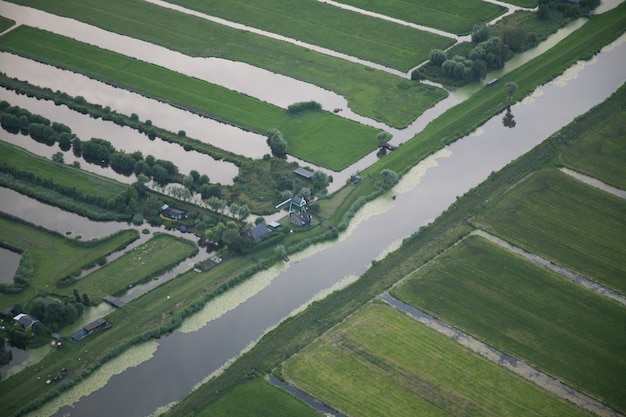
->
[0, 16, 15, 32]
[333, 0, 504, 35]
[472, 169, 626, 294]
[282, 302, 591, 417]
[0, 26, 382, 171]
[4, 0, 448, 129]
[392, 234, 626, 413]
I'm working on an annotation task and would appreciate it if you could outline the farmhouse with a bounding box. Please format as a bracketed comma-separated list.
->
[161, 204, 187, 220]
[247, 223, 271, 241]
[13, 313, 39, 329]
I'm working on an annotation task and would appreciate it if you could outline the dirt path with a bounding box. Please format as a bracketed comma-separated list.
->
[560, 168, 626, 200]
[380, 293, 624, 417]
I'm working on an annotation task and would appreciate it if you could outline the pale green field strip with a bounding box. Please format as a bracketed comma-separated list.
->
[3, 0, 449, 129]
[74, 234, 198, 300]
[332, 0, 504, 35]
[163, 0, 454, 72]
[0, 26, 381, 171]
[472, 169, 626, 294]
[195, 378, 319, 417]
[0, 214, 139, 307]
[558, 106, 626, 190]
[0, 141, 126, 200]
[392, 235, 626, 413]
[282, 302, 591, 417]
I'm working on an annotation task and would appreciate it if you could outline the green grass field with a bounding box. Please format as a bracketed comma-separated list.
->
[392, 235, 626, 413]
[333, 0, 504, 34]
[0, 215, 139, 308]
[164, 0, 453, 71]
[472, 169, 626, 294]
[558, 106, 626, 190]
[196, 378, 318, 417]
[3, 0, 448, 129]
[0, 16, 14, 32]
[74, 234, 198, 300]
[0, 26, 381, 171]
[0, 142, 126, 200]
[282, 302, 591, 417]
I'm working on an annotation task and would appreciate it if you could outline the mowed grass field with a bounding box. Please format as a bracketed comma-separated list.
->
[74, 234, 198, 300]
[472, 169, 626, 294]
[3, 0, 449, 129]
[558, 106, 626, 190]
[0, 215, 139, 308]
[0, 26, 381, 171]
[165, 0, 454, 71]
[333, 0, 504, 34]
[282, 302, 591, 417]
[392, 235, 626, 413]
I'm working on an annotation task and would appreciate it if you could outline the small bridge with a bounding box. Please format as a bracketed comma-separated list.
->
[102, 295, 126, 308]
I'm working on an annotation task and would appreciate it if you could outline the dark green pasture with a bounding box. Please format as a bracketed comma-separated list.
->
[472, 169, 626, 294]
[392, 235, 626, 413]
[558, 106, 626, 190]
[164, 0, 453, 71]
[333, 0, 504, 34]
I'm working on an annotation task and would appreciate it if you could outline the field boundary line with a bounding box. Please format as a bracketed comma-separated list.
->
[560, 167, 626, 200]
[472, 229, 626, 306]
[379, 292, 624, 417]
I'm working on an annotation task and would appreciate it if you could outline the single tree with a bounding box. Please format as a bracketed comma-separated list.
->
[505, 82, 519, 103]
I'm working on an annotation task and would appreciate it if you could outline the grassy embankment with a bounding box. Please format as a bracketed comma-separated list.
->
[473, 170, 626, 294]
[0, 26, 381, 172]
[393, 234, 626, 413]
[163, 49, 626, 417]
[326, 0, 504, 34]
[3, 0, 449, 129]
[281, 302, 592, 417]
[0, 213, 139, 309]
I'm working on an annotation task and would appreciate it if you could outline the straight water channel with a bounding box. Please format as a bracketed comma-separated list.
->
[33, 33, 626, 417]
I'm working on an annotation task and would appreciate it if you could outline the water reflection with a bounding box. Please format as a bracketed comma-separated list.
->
[502, 106, 517, 128]
[0, 247, 20, 283]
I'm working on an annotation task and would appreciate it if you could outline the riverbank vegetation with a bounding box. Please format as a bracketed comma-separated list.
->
[0, 26, 383, 172]
[3, 0, 448, 129]
[281, 302, 591, 417]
